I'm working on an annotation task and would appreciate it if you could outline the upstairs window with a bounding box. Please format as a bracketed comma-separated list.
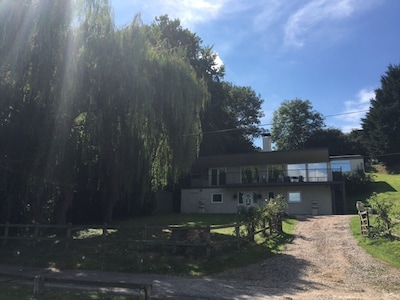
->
[308, 163, 328, 182]
[331, 160, 351, 173]
[241, 166, 259, 184]
[210, 168, 226, 186]
[287, 164, 306, 182]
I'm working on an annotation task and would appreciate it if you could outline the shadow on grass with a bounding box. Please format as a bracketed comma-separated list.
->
[371, 181, 397, 193]
[0, 230, 295, 277]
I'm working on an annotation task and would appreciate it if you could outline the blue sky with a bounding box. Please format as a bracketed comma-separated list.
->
[110, 0, 400, 147]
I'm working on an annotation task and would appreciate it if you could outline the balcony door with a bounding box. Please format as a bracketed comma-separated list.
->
[210, 168, 226, 186]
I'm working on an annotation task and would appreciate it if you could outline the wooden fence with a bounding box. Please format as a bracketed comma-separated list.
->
[0, 272, 152, 299]
[0, 217, 282, 257]
[357, 210, 400, 240]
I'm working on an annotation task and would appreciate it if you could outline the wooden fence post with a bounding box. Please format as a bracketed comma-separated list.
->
[205, 225, 211, 258]
[142, 225, 147, 240]
[235, 222, 240, 249]
[33, 224, 39, 247]
[3, 222, 9, 245]
[102, 223, 107, 241]
[269, 218, 273, 235]
[276, 213, 283, 233]
[139, 284, 152, 300]
[33, 275, 44, 297]
[66, 223, 72, 248]
[262, 218, 267, 236]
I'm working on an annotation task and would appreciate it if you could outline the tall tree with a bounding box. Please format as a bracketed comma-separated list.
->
[149, 15, 265, 156]
[200, 82, 265, 155]
[0, 0, 74, 223]
[0, 1, 209, 224]
[362, 64, 400, 167]
[272, 99, 325, 150]
[304, 128, 367, 156]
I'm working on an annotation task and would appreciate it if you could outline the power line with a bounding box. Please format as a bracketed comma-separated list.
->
[184, 108, 370, 136]
[324, 109, 369, 118]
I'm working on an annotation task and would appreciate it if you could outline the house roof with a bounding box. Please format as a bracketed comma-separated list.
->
[192, 148, 330, 172]
[329, 154, 364, 160]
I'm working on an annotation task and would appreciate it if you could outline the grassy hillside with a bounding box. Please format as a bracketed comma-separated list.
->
[350, 164, 400, 268]
[372, 171, 400, 216]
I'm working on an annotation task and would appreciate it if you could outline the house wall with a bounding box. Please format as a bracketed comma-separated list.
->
[181, 185, 332, 215]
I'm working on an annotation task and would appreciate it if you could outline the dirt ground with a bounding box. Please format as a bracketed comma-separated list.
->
[211, 215, 400, 299]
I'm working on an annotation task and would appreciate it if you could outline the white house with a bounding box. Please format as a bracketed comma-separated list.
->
[181, 144, 364, 215]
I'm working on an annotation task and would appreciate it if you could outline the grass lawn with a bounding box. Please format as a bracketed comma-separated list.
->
[350, 216, 400, 269]
[349, 164, 400, 269]
[0, 214, 296, 277]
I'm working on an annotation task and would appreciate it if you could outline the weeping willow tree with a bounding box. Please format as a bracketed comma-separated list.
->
[0, 0, 75, 223]
[66, 1, 209, 222]
[0, 0, 209, 224]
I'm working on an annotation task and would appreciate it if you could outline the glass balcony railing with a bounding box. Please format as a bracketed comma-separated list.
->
[189, 168, 343, 187]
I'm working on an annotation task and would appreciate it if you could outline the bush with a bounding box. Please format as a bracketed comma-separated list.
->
[367, 192, 393, 238]
[344, 170, 374, 195]
[236, 195, 287, 241]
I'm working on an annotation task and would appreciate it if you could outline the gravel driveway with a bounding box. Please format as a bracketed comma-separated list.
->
[154, 215, 400, 299]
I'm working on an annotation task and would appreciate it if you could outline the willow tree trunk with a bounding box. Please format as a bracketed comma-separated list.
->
[103, 152, 119, 224]
[56, 185, 74, 225]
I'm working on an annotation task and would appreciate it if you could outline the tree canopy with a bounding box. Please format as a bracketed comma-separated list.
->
[0, 1, 265, 224]
[362, 64, 400, 167]
[200, 82, 265, 155]
[271, 99, 325, 150]
[304, 128, 367, 156]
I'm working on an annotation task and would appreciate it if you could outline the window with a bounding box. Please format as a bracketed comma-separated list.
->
[267, 165, 285, 182]
[211, 193, 223, 203]
[287, 164, 306, 182]
[307, 163, 328, 182]
[241, 166, 259, 184]
[331, 160, 351, 173]
[268, 192, 275, 200]
[210, 168, 226, 186]
[288, 192, 301, 203]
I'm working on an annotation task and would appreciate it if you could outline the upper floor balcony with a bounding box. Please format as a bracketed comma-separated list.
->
[188, 167, 344, 188]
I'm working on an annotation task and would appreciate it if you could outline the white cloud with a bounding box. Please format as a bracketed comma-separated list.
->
[253, 0, 286, 31]
[159, 0, 226, 26]
[283, 0, 380, 48]
[335, 88, 375, 132]
[112, 0, 235, 28]
[212, 53, 224, 71]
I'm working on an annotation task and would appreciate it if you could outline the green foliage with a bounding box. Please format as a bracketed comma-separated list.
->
[271, 99, 325, 150]
[263, 194, 287, 218]
[0, 3, 265, 224]
[236, 195, 287, 240]
[304, 128, 367, 156]
[200, 77, 265, 155]
[362, 64, 400, 168]
[367, 192, 396, 237]
[344, 170, 374, 196]
[350, 166, 400, 268]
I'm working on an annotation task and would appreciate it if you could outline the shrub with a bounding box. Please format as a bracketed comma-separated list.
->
[344, 170, 374, 195]
[367, 192, 393, 238]
[236, 194, 287, 241]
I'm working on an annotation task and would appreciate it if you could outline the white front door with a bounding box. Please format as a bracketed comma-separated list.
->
[239, 192, 254, 206]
